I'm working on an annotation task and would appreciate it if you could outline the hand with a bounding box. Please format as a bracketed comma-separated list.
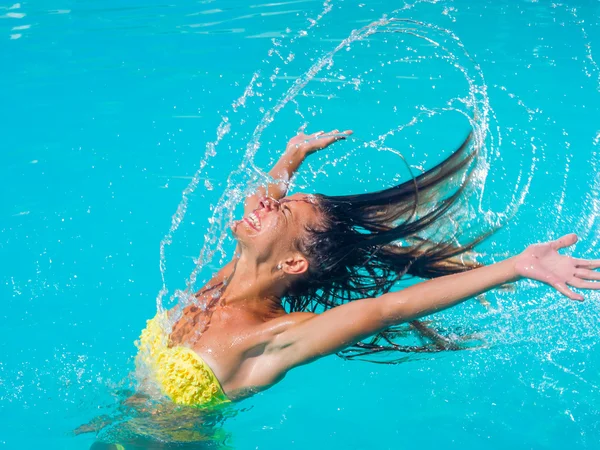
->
[514, 233, 600, 301]
[286, 129, 353, 157]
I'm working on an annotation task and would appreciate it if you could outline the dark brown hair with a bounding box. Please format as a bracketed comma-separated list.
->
[284, 133, 489, 361]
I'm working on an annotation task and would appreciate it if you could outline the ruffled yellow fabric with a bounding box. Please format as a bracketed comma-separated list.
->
[136, 312, 228, 407]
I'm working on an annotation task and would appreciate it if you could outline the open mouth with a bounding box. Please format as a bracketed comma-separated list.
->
[244, 211, 261, 231]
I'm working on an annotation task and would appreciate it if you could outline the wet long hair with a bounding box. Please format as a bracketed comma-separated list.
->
[284, 132, 490, 361]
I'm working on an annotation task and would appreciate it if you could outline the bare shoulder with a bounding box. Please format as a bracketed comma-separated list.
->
[258, 311, 316, 338]
[241, 311, 316, 351]
[219, 311, 316, 392]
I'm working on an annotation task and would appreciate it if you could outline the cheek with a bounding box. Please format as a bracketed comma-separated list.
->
[258, 221, 301, 256]
[261, 215, 284, 233]
[258, 219, 288, 246]
[236, 216, 287, 247]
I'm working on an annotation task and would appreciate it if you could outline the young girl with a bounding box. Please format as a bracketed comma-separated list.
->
[84, 128, 599, 448]
[134, 128, 600, 407]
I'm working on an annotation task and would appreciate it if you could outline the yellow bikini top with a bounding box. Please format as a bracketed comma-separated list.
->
[135, 312, 228, 407]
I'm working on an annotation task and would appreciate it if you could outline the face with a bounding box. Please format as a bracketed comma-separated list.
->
[231, 193, 321, 274]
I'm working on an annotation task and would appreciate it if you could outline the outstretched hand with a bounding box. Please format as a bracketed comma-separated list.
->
[515, 233, 600, 301]
[287, 129, 353, 156]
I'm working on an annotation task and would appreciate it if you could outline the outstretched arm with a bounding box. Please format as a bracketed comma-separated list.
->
[244, 129, 352, 215]
[268, 234, 600, 369]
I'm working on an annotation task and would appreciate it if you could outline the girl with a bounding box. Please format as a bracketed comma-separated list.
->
[135, 128, 600, 406]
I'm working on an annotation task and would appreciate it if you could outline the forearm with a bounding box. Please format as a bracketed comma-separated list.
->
[380, 257, 521, 326]
[276, 234, 596, 369]
[245, 147, 305, 212]
[265, 146, 306, 198]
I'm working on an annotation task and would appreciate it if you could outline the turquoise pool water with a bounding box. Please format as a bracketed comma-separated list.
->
[3, 0, 600, 448]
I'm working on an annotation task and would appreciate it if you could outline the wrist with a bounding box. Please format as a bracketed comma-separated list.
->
[508, 254, 527, 282]
[284, 144, 308, 160]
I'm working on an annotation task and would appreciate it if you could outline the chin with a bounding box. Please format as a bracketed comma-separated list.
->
[230, 220, 252, 243]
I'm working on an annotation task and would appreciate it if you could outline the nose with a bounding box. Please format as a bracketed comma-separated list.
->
[258, 197, 280, 211]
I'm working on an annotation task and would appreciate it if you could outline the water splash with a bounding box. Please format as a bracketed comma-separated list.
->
[155, 3, 600, 385]
[158, 13, 536, 312]
[156, 117, 232, 311]
[156, 1, 336, 309]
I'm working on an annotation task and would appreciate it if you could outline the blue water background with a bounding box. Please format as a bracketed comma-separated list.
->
[2, 0, 600, 448]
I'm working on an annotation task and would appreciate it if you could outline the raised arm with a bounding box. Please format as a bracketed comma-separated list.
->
[267, 234, 600, 370]
[195, 129, 352, 297]
[244, 129, 352, 215]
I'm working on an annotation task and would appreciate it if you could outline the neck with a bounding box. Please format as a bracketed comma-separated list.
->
[221, 252, 287, 311]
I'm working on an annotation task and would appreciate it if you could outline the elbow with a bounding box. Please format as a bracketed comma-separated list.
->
[378, 293, 412, 328]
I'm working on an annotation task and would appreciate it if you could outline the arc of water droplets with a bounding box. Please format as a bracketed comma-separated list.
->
[513, 5, 600, 254]
[561, 4, 600, 92]
[399, 8, 600, 252]
[549, 3, 600, 255]
[159, 1, 544, 312]
[319, 18, 535, 233]
[180, 17, 513, 310]
[390, 20, 538, 228]
[309, 16, 534, 231]
[583, 135, 600, 256]
[156, 1, 337, 309]
[156, 116, 233, 310]
[179, 19, 393, 306]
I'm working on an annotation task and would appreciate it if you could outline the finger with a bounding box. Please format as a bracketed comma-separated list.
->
[325, 129, 351, 139]
[327, 129, 346, 143]
[552, 281, 584, 301]
[574, 268, 600, 280]
[574, 258, 600, 269]
[567, 278, 600, 290]
[550, 233, 578, 251]
[334, 129, 353, 141]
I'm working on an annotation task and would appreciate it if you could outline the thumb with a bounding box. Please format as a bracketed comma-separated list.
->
[550, 233, 578, 251]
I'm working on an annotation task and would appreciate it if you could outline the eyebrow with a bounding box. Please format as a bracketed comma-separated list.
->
[282, 202, 293, 217]
[284, 199, 319, 220]
[281, 198, 314, 207]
